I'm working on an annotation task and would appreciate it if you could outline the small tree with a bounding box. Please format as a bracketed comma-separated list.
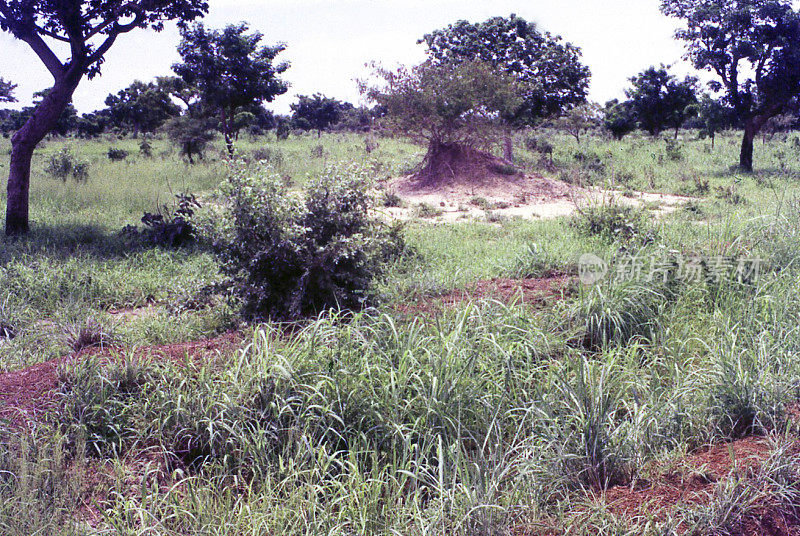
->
[104, 80, 180, 136]
[554, 103, 602, 143]
[603, 99, 637, 140]
[0, 0, 209, 235]
[420, 14, 591, 161]
[0, 77, 15, 103]
[290, 94, 346, 137]
[662, 0, 800, 171]
[365, 60, 521, 185]
[173, 22, 289, 156]
[166, 115, 215, 164]
[694, 95, 732, 148]
[626, 66, 698, 138]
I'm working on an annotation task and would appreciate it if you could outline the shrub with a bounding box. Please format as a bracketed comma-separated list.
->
[214, 163, 406, 320]
[310, 144, 325, 158]
[107, 147, 128, 161]
[413, 202, 443, 219]
[139, 139, 153, 157]
[382, 190, 404, 208]
[45, 147, 89, 182]
[251, 147, 284, 168]
[572, 201, 656, 244]
[122, 193, 202, 248]
[664, 138, 684, 161]
[166, 116, 216, 164]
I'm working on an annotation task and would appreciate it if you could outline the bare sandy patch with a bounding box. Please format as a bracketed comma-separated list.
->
[377, 174, 694, 223]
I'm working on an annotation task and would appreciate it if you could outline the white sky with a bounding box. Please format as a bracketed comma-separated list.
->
[0, 0, 695, 114]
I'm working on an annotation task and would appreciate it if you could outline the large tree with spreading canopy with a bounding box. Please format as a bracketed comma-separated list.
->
[661, 0, 800, 171]
[0, 0, 209, 235]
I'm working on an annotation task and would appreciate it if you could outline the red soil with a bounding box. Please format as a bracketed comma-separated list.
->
[0, 331, 241, 429]
[600, 436, 775, 519]
[398, 274, 574, 315]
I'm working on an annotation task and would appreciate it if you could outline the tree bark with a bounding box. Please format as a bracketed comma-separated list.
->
[503, 128, 514, 162]
[739, 122, 755, 173]
[6, 77, 80, 235]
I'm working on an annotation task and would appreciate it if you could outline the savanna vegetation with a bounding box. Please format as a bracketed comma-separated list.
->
[2, 1, 800, 535]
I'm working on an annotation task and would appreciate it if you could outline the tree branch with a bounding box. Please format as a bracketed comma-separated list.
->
[21, 30, 65, 79]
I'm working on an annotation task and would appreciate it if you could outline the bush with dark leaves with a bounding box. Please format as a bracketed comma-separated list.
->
[107, 147, 129, 161]
[122, 194, 201, 248]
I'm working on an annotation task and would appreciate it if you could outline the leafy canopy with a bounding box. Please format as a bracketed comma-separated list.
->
[173, 22, 289, 133]
[104, 79, 180, 134]
[0, 77, 15, 103]
[290, 94, 347, 135]
[419, 14, 591, 125]
[661, 0, 800, 119]
[365, 59, 521, 148]
[603, 99, 637, 140]
[625, 65, 698, 136]
[0, 0, 209, 80]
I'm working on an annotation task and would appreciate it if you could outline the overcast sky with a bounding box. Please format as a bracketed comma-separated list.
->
[0, 0, 695, 114]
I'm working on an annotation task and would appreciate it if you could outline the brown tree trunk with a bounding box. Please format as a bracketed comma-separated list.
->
[6, 77, 80, 235]
[740, 120, 756, 173]
[6, 144, 34, 235]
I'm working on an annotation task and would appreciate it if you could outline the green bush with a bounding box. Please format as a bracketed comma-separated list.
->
[572, 201, 656, 244]
[45, 147, 88, 182]
[214, 163, 405, 320]
[107, 147, 129, 161]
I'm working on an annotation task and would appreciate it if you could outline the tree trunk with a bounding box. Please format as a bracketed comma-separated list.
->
[6, 77, 80, 235]
[503, 128, 514, 162]
[5, 144, 34, 235]
[224, 130, 234, 157]
[739, 121, 756, 173]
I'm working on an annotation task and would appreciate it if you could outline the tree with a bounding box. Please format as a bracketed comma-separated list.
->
[76, 111, 108, 138]
[173, 22, 289, 156]
[694, 95, 732, 148]
[165, 115, 215, 164]
[554, 103, 601, 143]
[290, 94, 346, 137]
[0, 0, 208, 235]
[603, 99, 637, 140]
[104, 80, 180, 135]
[0, 77, 15, 103]
[365, 60, 521, 185]
[420, 14, 591, 161]
[662, 0, 800, 172]
[626, 66, 698, 138]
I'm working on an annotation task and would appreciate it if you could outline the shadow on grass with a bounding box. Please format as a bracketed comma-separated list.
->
[0, 222, 211, 263]
[702, 166, 800, 180]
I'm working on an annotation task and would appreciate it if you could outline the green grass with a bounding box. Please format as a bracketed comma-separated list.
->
[2, 128, 800, 533]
